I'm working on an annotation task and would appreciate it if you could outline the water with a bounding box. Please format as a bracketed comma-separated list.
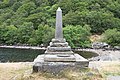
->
[74, 51, 98, 59]
[0, 48, 98, 62]
[0, 48, 45, 62]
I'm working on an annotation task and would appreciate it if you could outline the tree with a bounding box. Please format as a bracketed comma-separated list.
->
[0, 24, 8, 44]
[107, 1, 120, 18]
[63, 10, 88, 26]
[29, 25, 55, 46]
[85, 10, 115, 33]
[101, 29, 120, 46]
[3, 25, 18, 45]
[25, 12, 50, 28]
[16, 2, 36, 17]
[17, 22, 34, 44]
[63, 25, 91, 48]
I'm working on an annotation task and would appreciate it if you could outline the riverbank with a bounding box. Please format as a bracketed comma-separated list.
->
[75, 48, 120, 55]
[88, 50, 120, 61]
[75, 49, 120, 61]
[0, 45, 46, 50]
[0, 61, 119, 80]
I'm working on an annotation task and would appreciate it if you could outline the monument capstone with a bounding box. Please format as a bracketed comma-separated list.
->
[33, 7, 89, 73]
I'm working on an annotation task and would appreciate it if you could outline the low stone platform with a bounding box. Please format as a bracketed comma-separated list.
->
[33, 38, 89, 73]
[33, 54, 89, 73]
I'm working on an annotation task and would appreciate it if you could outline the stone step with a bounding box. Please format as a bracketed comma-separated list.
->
[47, 46, 71, 52]
[52, 38, 66, 43]
[44, 54, 76, 62]
[50, 42, 68, 47]
[45, 51, 74, 54]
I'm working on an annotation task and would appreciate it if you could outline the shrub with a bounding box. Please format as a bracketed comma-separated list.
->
[101, 29, 120, 46]
[63, 25, 91, 48]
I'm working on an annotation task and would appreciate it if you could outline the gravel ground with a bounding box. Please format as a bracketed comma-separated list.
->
[89, 50, 120, 61]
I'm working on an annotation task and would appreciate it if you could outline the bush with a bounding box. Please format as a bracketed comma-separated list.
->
[29, 25, 55, 46]
[63, 25, 91, 48]
[101, 29, 120, 46]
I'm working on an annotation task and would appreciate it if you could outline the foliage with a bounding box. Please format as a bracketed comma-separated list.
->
[17, 22, 34, 44]
[101, 29, 120, 46]
[28, 25, 55, 46]
[0, 0, 120, 46]
[63, 25, 91, 48]
[3, 25, 17, 45]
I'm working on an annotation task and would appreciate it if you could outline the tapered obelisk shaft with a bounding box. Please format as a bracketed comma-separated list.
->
[55, 7, 63, 39]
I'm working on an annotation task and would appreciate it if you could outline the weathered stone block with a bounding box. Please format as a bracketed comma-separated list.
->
[33, 53, 89, 73]
[50, 42, 68, 47]
[52, 38, 66, 43]
[45, 51, 74, 54]
[47, 46, 71, 52]
[44, 54, 76, 62]
[33, 60, 89, 73]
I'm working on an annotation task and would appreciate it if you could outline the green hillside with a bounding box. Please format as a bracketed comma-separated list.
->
[0, 0, 120, 47]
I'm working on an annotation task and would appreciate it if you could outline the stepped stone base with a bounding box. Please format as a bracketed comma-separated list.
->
[33, 38, 89, 73]
[33, 54, 89, 73]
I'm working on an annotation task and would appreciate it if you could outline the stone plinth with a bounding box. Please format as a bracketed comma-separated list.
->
[33, 54, 89, 73]
[33, 38, 89, 73]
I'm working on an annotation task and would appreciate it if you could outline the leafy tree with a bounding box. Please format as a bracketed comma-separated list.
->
[16, 2, 36, 17]
[85, 10, 115, 33]
[28, 38, 37, 46]
[0, 0, 16, 8]
[34, 0, 49, 7]
[12, 1, 22, 11]
[107, 1, 120, 18]
[3, 25, 18, 45]
[63, 10, 88, 26]
[25, 12, 50, 28]
[63, 25, 91, 48]
[0, 9, 14, 25]
[17, 22, 34, 44]
[0, 24, 8, 44]
[29, 25, 55, 46]
[101, 29, 120, 46]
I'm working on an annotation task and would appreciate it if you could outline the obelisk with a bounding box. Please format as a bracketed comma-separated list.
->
[55, 7, 63, 39]
[33, 7, 89, 73]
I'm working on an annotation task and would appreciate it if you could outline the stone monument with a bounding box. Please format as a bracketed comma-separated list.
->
[33, 7, 89, 73]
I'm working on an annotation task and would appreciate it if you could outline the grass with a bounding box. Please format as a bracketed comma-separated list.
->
[97, 61, 120, 78]
[18, 68, 103, 80]
[0, 61, 120, 80]
[59, 68, 103, 80]
[0, 62, 32, 80]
